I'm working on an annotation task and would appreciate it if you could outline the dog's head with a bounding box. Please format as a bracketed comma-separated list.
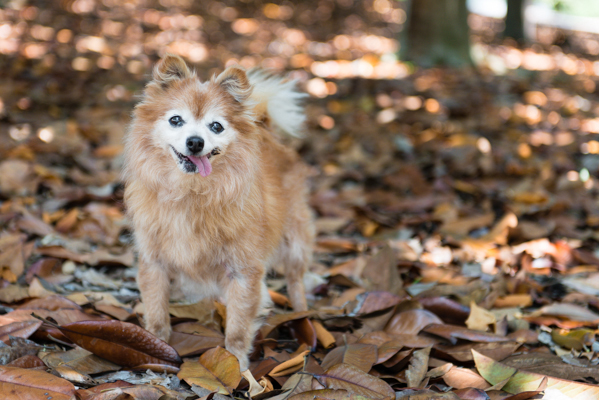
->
[134, 55, 255, 177]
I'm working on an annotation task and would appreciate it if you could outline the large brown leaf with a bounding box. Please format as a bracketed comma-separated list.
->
[314, 363, 395, 400]
[0, 365, 76, 400]
[321, 343, 377, 372]
[177, 346, 241, 395]
[49, 319, 181, 367]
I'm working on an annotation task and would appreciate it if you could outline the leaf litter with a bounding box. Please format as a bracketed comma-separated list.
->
[1, 1, 599, 399]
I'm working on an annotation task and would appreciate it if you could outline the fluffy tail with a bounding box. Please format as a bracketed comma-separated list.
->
[247, 70, 307, 137]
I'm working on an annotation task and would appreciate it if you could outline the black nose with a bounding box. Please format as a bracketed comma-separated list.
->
[186, 136, 204, 153]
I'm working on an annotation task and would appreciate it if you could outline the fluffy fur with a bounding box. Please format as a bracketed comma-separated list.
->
[123, 55, 314, 371]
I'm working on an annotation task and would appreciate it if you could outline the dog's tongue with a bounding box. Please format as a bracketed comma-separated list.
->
[188, 155, 212, 177]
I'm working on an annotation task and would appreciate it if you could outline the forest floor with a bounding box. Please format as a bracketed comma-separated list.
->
[1, 1, 599, 399]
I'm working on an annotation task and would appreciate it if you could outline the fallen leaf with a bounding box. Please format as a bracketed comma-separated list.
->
[177, 346, 241, 395]
[39, 347, 121, 375]
[0, 365, 75, 400]
[269, 350, 309, 377]
[313, 320, 336, 349]
[314, 363, 394, 400]
[422, 324, 509, 344]
[418, 297, 470, 324]
[406, 346, 431, 388]
[384, 309, 443, 336]
[288, 318, 317, 351]
[48, 318, 182, 367]
[7, 355, 46, 369]
[465, 301, 496, 331]
[442, 366, 490, 390]
[321, 343, 377, 372]
[0, 319, 42, 344]
[473, 349, 599, 397]
[168, 321, 225, 359]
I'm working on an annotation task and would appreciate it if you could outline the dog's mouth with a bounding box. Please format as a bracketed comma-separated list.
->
[170, 146, 221, 177]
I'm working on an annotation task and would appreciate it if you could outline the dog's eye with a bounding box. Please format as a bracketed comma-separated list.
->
[169, 115, 184, 127]
[209, 122, 224, 134]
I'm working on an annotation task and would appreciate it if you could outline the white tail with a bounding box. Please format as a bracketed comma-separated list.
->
[247, 70, 307, 137]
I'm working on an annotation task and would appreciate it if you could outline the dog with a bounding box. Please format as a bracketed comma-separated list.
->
[123, 54, 314, 371]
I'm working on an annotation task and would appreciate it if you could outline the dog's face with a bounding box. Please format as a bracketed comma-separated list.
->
[156, 103, 232, 176]
[138, 55, 254, 177]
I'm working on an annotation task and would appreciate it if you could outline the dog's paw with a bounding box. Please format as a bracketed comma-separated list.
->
[226, 337, 250, 371]
[149, 324, 172, 343]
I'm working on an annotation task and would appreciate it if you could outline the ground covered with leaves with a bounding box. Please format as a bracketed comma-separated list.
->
[2, 1, 599, 400]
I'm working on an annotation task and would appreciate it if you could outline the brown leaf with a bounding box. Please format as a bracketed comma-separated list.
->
[0, 336, 43, 365]
[529, 302, 599, 322]
[0, 365, 75, 400]
[465, 301, 496, 331]
[406, 346, 431, 388]
[313, 320, 336, 349]
[261, 311, 314, 338]
[493, 295, 532, 308]
[321, 343, 377, 372]
[351, 291, 404, 315]
[385, 309, 443, 335]
[52, 319, 181, 367]
[0, 319, 42, 344]
[435, 342, 521, 363]
[269, 350, 309, 377]
[288, 318, 317, 351]
[443, 366, 491, 390]
[177, 346, 241, 395]
[290, 389, 369, 399]
[314, 363, 395, 400]
[452, 388, 490, 400]
[169, 330, 225, 357]
[395, 389, 461, 399]
[422, 324, 509, 344]
[75, 380, 134, 400]
[418, 297, 470, 324]
[361, 244, 403, 294]
[374, 340, 404, 364]
[40, 347, 120, 375]
[6, 355, 46, 369]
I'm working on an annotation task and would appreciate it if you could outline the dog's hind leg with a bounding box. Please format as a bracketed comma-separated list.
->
[282, 205, 314, 312]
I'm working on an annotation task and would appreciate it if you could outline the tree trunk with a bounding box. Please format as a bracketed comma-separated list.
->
[400, 0, 473, 68]
[504, 0, 525, 41]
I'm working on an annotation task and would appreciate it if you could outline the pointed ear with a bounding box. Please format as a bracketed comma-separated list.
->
[215, 66, 252, 103]
[153, 54, 192, 86]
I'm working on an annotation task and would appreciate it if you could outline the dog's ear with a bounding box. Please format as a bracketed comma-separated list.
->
[153, 54, 192, 86]
[215, 66, 252, 103]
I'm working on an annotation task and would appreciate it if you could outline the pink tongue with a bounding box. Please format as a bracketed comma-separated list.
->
[188, 155, 212, 177]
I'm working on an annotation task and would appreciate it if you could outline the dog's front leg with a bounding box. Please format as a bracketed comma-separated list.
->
[138, 258, 172, 342]
[225, 273, 263, 371]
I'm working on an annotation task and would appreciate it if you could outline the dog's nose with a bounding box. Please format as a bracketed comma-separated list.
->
[186, 136, 204, 153]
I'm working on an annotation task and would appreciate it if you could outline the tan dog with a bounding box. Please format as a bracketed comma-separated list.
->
[123, 55, 313, 370]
